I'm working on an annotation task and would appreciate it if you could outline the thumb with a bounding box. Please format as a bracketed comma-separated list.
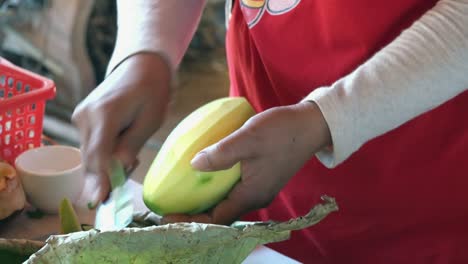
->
[190, 128, 254, 172]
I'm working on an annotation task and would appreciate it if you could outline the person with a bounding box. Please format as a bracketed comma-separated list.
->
[72, 0, 468, 262]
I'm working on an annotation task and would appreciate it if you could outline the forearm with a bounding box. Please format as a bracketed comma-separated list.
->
[107, 0, 207, 75]
[304, 0, 468, 168]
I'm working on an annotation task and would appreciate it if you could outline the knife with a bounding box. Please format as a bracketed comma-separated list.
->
[95, 159, 134, 231]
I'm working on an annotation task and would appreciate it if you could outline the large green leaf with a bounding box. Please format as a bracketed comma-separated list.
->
[25, 196, 338, 264]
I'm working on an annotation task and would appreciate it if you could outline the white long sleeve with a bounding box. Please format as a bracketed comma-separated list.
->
[106, 0, 207, 75]
[303, 0, 468, 168]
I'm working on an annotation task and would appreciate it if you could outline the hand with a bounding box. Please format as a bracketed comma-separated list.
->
[162, 101, 331, 225]
[72, 53, 171, 205]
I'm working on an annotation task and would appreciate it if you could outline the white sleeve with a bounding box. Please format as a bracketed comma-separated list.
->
[302, 0, 468, 168]
[106, 0, 207, 75]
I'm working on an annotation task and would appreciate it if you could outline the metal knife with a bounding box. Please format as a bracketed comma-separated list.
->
[95, 159, 134, 231]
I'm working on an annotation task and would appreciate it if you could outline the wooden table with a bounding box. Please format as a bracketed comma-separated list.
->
[0, 177, 300, 263]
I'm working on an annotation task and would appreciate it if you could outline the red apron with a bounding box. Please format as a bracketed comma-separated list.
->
[226, 1, 468, 263]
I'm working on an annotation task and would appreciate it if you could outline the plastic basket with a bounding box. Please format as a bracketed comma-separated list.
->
[0, 58, 56, 165]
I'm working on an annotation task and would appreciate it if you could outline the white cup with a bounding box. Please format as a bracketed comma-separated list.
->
[15, 145, 85, 214]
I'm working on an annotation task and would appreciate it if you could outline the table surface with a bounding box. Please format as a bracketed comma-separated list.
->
[0, 177, 300, 264]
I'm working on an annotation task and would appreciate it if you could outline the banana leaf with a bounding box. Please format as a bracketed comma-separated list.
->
[0, 196, 336, 263]
[24, 196, 337, 264]
[0, 239, 45, 263]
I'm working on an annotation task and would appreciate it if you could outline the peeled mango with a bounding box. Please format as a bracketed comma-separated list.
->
[143, 97, 256, 215]
[24, 196, 338, 264]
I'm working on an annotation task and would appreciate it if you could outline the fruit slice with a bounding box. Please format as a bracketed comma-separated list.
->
[59, 198, 81, 234]
[0, 162, 17, 191]
[143, 97, 256, 215]
[0, 162, 26, 220]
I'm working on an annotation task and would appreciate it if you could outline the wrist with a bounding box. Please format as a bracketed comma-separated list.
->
[113, 52, 172, 96]
[110, 52, 172, 82]
[120, 52, 172, 76]
[299, 101, 332, 152]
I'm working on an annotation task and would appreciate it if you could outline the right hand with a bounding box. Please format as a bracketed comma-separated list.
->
[72, 53, 171, 205]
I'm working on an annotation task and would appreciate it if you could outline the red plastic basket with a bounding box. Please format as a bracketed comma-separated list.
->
[0, 58, 56, 165]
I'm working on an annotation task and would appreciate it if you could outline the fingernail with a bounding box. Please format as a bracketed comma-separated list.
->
[191, 152, 209, 170]
[87, 190, 101, 210]
[85, 177, 101, 210]
[125, 159, 140, 175]
[87, 201, 97, 210]
[87, 191, 99, 209]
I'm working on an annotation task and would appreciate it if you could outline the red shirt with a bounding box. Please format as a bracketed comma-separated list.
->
[226, 1, 468, 263]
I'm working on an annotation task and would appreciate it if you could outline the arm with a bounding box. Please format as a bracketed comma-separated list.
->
[303, 0, 468, 168]
[107, 0, 207, 75]
[73, 0, 207, 204]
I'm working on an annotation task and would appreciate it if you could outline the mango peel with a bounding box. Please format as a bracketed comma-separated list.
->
[59, 198, 81, 234]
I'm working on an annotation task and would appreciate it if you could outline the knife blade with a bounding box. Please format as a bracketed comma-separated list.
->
[95, 159, 134, 231]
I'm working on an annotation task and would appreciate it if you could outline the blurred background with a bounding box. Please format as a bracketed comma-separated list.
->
[0, 0, 231, 182]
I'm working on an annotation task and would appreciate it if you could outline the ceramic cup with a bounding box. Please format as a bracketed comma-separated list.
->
[15, 145, 85, 214]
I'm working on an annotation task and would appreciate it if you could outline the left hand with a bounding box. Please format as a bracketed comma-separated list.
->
[162, 101, 332, 225]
